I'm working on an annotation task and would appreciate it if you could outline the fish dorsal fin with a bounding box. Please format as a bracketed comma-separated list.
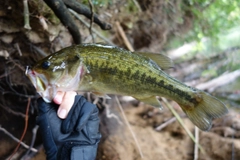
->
[135, 52, 174, 69]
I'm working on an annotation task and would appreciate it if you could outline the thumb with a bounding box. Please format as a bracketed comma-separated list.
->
[53, 91, 77, 119]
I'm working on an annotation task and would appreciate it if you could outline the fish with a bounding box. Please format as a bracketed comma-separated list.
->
[26, 43, 228, 130]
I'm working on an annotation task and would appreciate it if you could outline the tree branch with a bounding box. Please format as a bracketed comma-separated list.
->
[23, 0, 31, 30]
[88, 0, 95, 42]
[69, 9, 115, 45]
[43, 0, 81, 44]
[0, 126, 38, 153]
[8, 98, 32, 159]
[63, 0, 112, 30]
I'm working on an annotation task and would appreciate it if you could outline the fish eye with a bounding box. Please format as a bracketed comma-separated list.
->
[42, 61, 51, 69]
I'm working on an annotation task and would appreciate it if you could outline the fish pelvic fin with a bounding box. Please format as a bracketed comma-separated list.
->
[92, 91, 111, 99]
[180, 91, 228, 131]
[136, 96, 163, 110]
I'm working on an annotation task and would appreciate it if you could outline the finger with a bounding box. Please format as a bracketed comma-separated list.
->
[57, 91, 77, 119]
[53, 91, 65, 105]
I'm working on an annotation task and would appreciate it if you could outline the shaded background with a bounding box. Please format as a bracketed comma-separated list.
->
[0, 0, 240, 159]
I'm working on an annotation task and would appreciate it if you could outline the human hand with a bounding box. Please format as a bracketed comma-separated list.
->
[53, 91, 77, 119]
[37, 95, 101, 160]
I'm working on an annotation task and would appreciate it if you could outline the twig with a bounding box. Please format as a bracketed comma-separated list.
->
[155, 114, 186, 131]
[1, 90, 38, 98]
[3, 66, 37, 99]
[93, 96, 99, 105]
[21, 145, 43, 160]
[196, 69, 240, 92]
[115, 21, 134, 51]
[87, 92, 91, 102]
[88, 0, 95, 43]
[23, 0, 31, 30]
[115, 96, 144, 158]
[103, 98, 123, 125]
[28, 43, 48, 57]
[7, 58, 25, 71]
[161, 98, 206, 154]
[8, 98, 31, 160]
[0, 72, 8, 78]
[31, 125, 39, 151]
[0, 126, 38, 153]
[14, 43, 23, 56]
[194, 126, 199, 160]
[69, 9, 115, 45]
[132, 0, 142, 12]
[231, 126, 235, 160]
[43, 0, 81, 44]
[155, 117, 177, 131]
[0, 104, 26, 118]
[63, 0, 112, 30]
[4, 66, 28, 98]
[21, 125, 39, 159]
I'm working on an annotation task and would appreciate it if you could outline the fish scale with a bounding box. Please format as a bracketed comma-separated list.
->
[27, 43, 228, 131]
[80, 49, 193, 103]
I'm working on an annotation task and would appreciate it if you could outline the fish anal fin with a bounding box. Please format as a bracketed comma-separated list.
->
[180, 91, 228, 131]
[137, 96, 163, 110]
[92, 91, 111, 99]
[135, 52, 174, 69]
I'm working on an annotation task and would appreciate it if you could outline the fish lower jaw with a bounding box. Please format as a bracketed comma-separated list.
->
[38, 85, 57, 103]
[42, 97, 52, 103]
[38, 91, 53, 103]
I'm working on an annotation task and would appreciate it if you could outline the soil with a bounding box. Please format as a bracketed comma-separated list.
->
[1, 100, 240, 160]
[0, 0, 239, 160]
[95, 100, 240, 160]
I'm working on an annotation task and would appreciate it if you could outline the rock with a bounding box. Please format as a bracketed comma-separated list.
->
[0, 34, 15, 44]
[25, 30, 46, 44]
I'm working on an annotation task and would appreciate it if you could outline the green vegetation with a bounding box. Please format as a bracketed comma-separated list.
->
[80, 0, 240, 73]
[185, 0, 240, 40]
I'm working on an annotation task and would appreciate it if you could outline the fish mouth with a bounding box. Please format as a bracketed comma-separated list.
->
[26, 67, 38, 89]
[26, 68, 56, 103]
[25, 62, 85, 103]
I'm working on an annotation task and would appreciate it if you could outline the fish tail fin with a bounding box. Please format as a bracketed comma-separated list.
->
[180, 91, 228, 131]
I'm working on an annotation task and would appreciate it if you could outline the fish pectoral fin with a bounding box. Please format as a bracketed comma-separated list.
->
[137, 96, 163, 110]
[92, 92, 111, 99]
[134, 51, 174, 69]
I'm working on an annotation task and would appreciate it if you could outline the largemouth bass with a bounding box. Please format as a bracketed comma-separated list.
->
[26, 43, 228, 130]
